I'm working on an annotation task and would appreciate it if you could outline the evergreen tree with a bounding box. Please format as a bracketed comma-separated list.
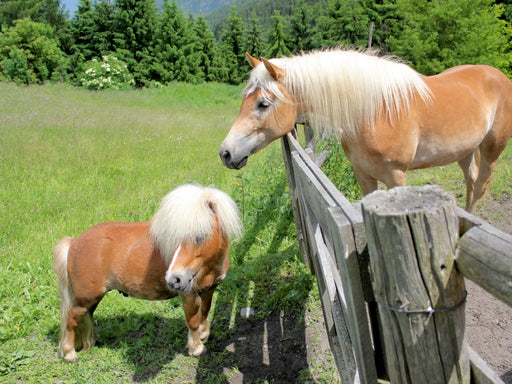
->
[245, 13, 265, 58]
[266, 10, 291, 58]
[387, 0, 512, 76]
[316, 0, 371, 48]
[113, 0, 157, 86]
[219, 6, 247, 84]
[194, 14, 217, 82]
[289, 0, 316, 53]
[152, 0, 201, 84]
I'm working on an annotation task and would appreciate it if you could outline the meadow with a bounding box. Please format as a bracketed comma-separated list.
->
[0, 82, 339, 383]
[1, 82, 511, 383]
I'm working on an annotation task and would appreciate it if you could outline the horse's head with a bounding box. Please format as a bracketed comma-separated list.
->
[219, 53, 298, 169]
[165, 214, 230, 294]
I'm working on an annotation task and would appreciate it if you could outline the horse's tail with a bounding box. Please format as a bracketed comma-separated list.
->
[53, 237, 95, 357]
[150, 185, 243, 264]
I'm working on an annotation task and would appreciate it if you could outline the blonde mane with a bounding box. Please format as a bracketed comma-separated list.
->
[245, 49, 432, 139]
[150, 185, 242, 264]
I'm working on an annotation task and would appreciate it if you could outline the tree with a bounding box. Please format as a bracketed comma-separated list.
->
[266, 10, 291, 58]
[152, 0, 203, 84]
[289, 0, 316, 53]
[387, 0, 512, 76]
[194, 14, 218, 82]
[219, 6, 247, 84]
[0, 18, 66, 84]
[113, 0, 157, 86]
[316, 0, 371, 48]
[245, 13, 265, 58]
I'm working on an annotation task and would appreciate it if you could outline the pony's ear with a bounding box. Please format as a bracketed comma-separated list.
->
[261, 57, 285, 82]
[246, 52, 261, 68]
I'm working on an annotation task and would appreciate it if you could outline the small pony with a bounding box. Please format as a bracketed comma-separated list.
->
[220, 49, 512, 213]
[53, 184, 242, 361]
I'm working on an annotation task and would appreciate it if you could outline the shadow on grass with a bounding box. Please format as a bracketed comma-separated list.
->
[192, 177, 317, 383]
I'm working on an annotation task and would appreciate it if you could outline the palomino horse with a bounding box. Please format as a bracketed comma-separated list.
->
[53, 184, 242, 361]
[219, 49, 512, 213]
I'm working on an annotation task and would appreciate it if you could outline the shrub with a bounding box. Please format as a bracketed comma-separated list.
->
[78, 55, 135, 90]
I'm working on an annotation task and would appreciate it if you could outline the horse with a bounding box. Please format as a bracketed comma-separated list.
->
[53, 184, 242, 361]
[219, 49, 512, 213]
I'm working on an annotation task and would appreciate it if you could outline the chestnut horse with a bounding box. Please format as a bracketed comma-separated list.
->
[219, 49, 512, 213]
[53, 184, 242, 361]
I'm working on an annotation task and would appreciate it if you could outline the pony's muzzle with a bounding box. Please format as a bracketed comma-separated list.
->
[166, 270, 195, 293]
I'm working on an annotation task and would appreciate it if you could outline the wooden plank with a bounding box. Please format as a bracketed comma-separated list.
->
[362, 186, 469, 384]
[455, 225, 512, 307]
[468, 347, 506, 384]
[313, 224, 359, 384]
[290, 150, 377, 383]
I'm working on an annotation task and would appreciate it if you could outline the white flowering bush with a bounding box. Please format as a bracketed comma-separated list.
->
[79, 56, 135, 90]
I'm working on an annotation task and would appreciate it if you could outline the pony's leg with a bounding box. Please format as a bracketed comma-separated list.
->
[458, 152, 479, 213]
[60, 305, 88, 361]
[181, 294, 207, 357]
[198, 289, 215, 341]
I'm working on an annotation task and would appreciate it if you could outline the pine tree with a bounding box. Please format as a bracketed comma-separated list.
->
[194, 14, 217, 82]
[219, 6, 247, 84]
[245, 13, 265, 58]
[387, 0, 512, 76]
[266, 10, 291, 58]
[289, 0, 316, 53]
[113, 0, 157, 86]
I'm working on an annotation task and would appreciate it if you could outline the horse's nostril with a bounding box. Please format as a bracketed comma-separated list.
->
[221, 150, 231, 162]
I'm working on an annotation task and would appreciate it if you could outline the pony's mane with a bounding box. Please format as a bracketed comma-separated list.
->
[245, 49, 432, 139]
[149, 184, 242, 264]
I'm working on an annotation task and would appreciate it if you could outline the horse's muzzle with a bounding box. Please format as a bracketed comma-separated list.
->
[219, 149, 248, 170]
[166, 270, 195, 293]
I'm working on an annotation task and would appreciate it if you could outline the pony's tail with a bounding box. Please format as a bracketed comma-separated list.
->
[53, 238, 95, 358]
[203, 187, 243, 241]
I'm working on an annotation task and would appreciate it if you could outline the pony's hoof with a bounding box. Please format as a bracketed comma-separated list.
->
[63, 351, 78, 362]
[188, 344, 207, 357]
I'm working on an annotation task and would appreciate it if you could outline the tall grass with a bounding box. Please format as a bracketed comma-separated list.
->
[0, 83, 337, 382]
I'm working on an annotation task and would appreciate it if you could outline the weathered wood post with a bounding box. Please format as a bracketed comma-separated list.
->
[361, 186, 469, 384]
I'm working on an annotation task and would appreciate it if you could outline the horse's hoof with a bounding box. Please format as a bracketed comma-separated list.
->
[63, 351, 78, 363]
[188, 344, 207, 357]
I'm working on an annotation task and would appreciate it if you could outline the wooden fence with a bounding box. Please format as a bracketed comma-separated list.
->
[281, 128, 512, 384]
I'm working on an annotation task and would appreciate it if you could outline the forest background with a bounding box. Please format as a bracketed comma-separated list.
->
[1, 0, 512, 88]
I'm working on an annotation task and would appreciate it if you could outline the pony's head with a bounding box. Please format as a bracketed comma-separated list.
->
[149, 185, 242, 293]
[219, 53, 298, 169]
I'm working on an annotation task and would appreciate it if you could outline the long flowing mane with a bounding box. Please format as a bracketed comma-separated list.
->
[150, 185, 242, 264]
[245, 49, 432, 139]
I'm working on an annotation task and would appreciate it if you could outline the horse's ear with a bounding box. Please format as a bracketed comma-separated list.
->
[261, 57, 285, 82]
[246, 52, 261, 68]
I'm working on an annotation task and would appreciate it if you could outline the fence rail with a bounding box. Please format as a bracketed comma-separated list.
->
[281, 129, 511, 384]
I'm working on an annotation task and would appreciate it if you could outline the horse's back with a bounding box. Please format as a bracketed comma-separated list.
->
[67, 221, 171, 300]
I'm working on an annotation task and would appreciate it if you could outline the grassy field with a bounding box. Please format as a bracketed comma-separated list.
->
[0, 83, 339, 383]
[1, 82, 511, 383]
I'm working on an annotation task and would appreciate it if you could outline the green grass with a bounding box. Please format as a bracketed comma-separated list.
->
[0, 83, 337, 383]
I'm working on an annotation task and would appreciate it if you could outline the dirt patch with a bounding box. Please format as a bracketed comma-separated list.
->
[469, 195, 512, 383]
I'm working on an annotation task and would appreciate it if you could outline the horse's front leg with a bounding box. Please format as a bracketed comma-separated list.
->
[181, 293, 207, 357]
[198, 288, 216, 341]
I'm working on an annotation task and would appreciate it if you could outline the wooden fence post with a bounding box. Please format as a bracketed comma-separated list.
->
[361, 186, 469, 384]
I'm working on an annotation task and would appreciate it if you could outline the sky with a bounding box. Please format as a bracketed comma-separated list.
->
[61, 0, 78, 16]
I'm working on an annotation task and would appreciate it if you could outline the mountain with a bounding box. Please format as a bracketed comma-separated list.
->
[60, 0, 239, 17]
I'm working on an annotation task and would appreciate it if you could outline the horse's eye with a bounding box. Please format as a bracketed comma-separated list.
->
[258, 100, 271, 110]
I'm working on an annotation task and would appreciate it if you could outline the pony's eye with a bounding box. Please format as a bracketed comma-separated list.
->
[257, 100, 271, 110]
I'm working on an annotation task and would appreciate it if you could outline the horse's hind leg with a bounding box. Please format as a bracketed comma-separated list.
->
[458, 151, 479, 213]
[60, 305, 89, 361]
[468, 143, 504, 214]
